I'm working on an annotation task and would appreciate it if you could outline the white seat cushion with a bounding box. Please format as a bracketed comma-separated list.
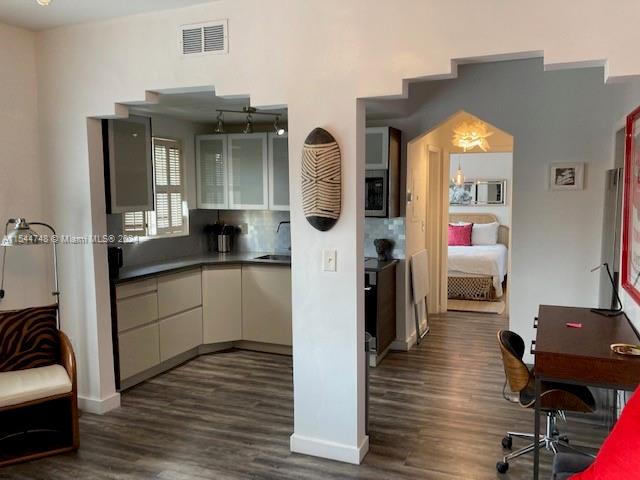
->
[0, 364, 72, 408]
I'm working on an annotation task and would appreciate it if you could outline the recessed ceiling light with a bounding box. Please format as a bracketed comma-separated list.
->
[37, 0, 52, 5]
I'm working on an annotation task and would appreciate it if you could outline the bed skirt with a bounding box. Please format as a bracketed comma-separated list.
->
[448, 275, 497, 301]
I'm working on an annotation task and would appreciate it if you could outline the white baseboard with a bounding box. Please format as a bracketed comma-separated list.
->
[79, 392, 121, 414]
[290, 433, 369, 464]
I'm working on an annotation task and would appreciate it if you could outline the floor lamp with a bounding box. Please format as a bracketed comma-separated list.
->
[0, 217, 60, 328]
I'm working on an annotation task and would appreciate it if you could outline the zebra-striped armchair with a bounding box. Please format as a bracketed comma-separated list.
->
[0, 304, 79, 467]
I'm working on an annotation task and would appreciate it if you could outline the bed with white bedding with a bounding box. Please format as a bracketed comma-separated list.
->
[448, 213, 509, 301]
[448, 244, 508, 297]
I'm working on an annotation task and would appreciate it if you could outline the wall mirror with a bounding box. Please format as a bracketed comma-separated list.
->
[449, 179, 506, 206]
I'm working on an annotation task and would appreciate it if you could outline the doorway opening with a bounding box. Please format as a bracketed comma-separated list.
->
[405, 110, 514, 318]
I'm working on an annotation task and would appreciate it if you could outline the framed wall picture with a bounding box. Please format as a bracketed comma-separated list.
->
[549, 163, 584, 190]
[622, 105, 640, 304]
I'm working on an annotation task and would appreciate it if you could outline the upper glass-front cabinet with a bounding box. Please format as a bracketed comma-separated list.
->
[106, 115, 154, 213]
[365, 127, 390, 170]
[268, 133, 289, 211]
[228, 133, 269, 210]
[196, 135, 228, 209]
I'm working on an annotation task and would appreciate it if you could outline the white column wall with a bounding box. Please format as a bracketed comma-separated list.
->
[0, 23, 51, 310]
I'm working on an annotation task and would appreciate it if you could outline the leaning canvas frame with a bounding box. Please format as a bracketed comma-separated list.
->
[549, 162, 584, 190]
[622, 105, 640, 305]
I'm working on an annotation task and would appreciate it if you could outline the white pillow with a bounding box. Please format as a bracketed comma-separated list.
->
[472, 222, 499, 245]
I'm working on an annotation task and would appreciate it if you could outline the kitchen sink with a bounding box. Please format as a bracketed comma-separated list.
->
[254, 254, 291, 262]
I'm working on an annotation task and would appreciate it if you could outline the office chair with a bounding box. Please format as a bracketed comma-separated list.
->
[496, 330, 596, 474]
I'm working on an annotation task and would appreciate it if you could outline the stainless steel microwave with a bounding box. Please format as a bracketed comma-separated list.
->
[365, 170, 388, 217]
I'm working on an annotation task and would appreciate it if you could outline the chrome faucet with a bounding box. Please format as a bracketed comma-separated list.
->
[277, 220, 290, 233]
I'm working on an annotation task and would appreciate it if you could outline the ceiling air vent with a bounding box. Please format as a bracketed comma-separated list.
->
[179, 20, 228, 56]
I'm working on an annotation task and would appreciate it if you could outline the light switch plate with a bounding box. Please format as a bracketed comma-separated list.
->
[322, 249, 337, 272]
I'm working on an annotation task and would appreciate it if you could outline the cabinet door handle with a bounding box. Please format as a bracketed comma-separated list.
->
[530, 340, 536, 355]
[533, 317, 539, 328]
[364, 286, 372, 291]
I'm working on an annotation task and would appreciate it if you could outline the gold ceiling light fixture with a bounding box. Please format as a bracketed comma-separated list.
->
[36, 0, 52, 5]
[452, 120, 494, 152]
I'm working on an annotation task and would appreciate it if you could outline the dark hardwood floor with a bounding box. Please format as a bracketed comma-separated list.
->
[1, 312, 607, 479]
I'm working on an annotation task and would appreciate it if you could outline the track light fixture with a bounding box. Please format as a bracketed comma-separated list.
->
[214, 112, 225, 133]
[273, 116, 286, 136]
[215, 107, 285, 134]
[243, 114, 254, 134]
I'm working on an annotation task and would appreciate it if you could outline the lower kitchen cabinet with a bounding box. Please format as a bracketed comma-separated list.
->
[118, 323, 160, 380]
[202, 266, 242, 343]
[242, 265, 292, 346]
[159, 307, 203, 361]
[114, 263, 293, 390]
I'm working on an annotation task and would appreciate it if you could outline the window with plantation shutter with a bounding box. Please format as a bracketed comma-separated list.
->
[122, 137, 188, 239]
[123, 211, 146, 235]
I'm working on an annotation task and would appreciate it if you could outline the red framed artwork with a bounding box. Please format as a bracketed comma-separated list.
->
[622, 105, 640, 304]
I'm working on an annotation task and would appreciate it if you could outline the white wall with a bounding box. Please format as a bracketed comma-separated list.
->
[10, 0, 640, 463]
[0, 23, 51, 310]
[449, 152, 513, 227]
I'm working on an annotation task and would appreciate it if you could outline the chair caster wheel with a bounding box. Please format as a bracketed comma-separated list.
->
[560, 436, 569, 443]
[501, 436, 513, 449]
[496, 461, 509, 473]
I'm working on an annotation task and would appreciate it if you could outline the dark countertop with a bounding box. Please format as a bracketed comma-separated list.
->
[115, 253, 400, 283]
[115, 252, 291, 283]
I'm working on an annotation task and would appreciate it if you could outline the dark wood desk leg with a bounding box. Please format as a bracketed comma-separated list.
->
[533, 376, 541, 480]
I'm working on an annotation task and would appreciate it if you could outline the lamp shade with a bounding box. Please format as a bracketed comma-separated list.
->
[1, 218, 42, 246]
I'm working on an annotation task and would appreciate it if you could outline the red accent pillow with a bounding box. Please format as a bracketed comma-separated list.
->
[570, 385, 640, 479]
[448, 224, 473, 246]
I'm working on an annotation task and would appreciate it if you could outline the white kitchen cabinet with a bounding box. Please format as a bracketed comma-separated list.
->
[157, 269, 202, 318]
[196, 134, 228, 209]
[242, 265, 292, 346]
[116, 291, 158, 332]
[365, 127, 390, 170]
[159, 307, 203, 361]
[268, 133, 289, 211]
[118, 323, 160, 380]
[202, 266, 242, 343]
[228, 133, 268, 210]
[107, 116, 154, 213]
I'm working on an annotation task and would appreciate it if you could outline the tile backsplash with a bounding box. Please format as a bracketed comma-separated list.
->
[218, 210, 291, 254]
[364, 217, 405, 259]
[108, 208, 403, 266]
[108, 209, 216, 267]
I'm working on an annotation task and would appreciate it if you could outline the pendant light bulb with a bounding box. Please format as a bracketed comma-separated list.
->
[214, 112, 225, 133]
[274, 116, 285, 136]
[454, 159, 465, 186]
[243, 114, 253, 134]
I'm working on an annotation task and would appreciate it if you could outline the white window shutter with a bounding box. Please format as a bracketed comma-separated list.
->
[124, 138, 188, 238]
[123, 211, 145, 235]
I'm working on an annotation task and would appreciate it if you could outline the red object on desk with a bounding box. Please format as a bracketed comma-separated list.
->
[566, 322, 583, 328]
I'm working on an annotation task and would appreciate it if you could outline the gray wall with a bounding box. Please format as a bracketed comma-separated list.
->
[367, 58, 640, 358]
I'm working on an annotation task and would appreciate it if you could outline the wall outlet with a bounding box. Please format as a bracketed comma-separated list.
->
[322, 249, 337, 272]
[237, 223, 248, 235]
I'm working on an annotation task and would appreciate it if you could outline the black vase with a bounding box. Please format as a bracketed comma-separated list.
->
[374, 239, 393, 261]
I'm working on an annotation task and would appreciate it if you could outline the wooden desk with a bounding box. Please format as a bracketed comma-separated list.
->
[532, 305, 640, 480]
